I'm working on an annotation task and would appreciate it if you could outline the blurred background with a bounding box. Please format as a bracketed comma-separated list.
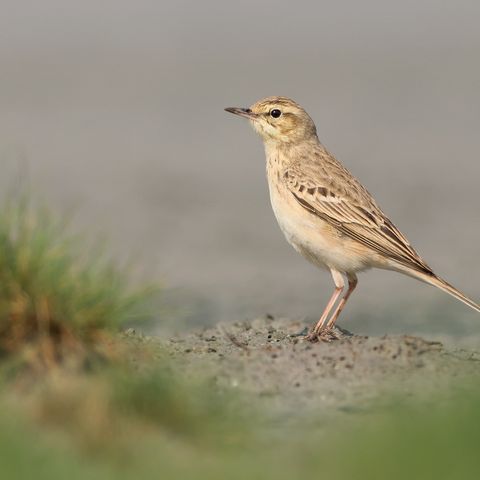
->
[1, 0, 479, 339]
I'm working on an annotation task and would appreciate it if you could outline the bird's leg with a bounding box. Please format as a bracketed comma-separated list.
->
[324, 273, 358, 331]
[307, 269, 345, 340]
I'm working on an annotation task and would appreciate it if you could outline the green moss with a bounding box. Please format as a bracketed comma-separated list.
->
[2, 385, 480, 480]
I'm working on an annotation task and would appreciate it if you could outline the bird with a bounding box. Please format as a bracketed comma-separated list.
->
[225, 96, 480, 341]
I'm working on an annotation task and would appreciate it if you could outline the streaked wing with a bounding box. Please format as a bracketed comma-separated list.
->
[283, 166, 433, 275]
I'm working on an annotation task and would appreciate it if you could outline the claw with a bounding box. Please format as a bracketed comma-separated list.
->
[306, 326, 350, 343]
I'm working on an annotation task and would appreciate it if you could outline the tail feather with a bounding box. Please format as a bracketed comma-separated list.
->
[402, 268, 480, 313]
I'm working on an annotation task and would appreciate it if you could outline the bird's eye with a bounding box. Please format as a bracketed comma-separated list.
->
[270, 109, 282, 118]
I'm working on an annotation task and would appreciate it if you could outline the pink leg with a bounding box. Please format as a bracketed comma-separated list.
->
[325, 273, 358, 330]
[311, 269, 345, 335]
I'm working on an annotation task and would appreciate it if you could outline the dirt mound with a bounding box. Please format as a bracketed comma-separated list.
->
[163, 316, 480, 417]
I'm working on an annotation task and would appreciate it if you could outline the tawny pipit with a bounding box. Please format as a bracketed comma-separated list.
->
[225, 96, 480, 340]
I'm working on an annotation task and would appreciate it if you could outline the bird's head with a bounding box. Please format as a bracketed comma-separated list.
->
[225, 96, 317, 145]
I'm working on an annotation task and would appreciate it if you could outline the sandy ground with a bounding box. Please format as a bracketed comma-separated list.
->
[136, 317, 480, 420]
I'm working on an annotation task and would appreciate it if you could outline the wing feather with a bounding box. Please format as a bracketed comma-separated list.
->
[285, 168, 433, 275]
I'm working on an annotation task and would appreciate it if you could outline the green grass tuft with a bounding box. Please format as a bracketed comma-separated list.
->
[0, 195, 156, 363]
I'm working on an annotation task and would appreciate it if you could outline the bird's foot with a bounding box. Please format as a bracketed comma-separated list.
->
[306, 326, 352, 343]
[306, 329, 338, 343]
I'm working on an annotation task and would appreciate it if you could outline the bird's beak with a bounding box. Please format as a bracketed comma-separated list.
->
[224, 107, 257, 119]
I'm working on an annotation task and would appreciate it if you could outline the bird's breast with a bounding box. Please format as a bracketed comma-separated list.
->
[265, 160, 375, 273]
